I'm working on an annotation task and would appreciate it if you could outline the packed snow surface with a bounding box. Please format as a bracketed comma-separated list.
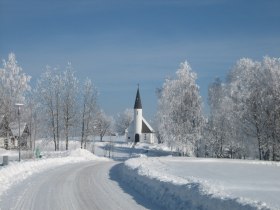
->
[1, 161, 159, 210]
[124, 157, 280, 210]
[0, 149, 109, 197]
[3, 140, 279, 209]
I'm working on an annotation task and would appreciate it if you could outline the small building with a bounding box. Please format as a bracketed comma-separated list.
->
[9, 122, 30, 148]
[0, 115, 13, 149]
[0, 115, 30, 149]
[126, 87, 157, 144]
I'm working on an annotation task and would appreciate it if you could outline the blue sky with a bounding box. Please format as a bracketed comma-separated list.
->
[1, 0, 280, 120]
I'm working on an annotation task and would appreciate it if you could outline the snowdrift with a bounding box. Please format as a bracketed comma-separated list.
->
[121, 157, 278, 210]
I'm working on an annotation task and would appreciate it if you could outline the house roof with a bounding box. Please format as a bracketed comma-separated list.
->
[9, 122, 28, 137]
[142, 117, 154, 133]
[134, 87, 142, 109]
[127, 118, 155, 134]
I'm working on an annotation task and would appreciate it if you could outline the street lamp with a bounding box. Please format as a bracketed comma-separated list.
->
[15, 103, 24, 162]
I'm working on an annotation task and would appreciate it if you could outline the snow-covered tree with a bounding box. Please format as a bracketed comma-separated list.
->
[157, 61, 203, 156]
[0, 53, 31, 122]
[25, 91, 40, 151]
[206, 80, 245, 159]
[80, 78, 98, 149]
[95, 111, 112, 141]
[61, 63, 79, 150]
[115, 108, 133, 135]
[206, 78, 227, 157]
[207, 57, 280, 160]
[228, 58, 270, 160]
[35, 67, 62, 151]
[261, 57, 280, 161]
[35, 63, 102, 151]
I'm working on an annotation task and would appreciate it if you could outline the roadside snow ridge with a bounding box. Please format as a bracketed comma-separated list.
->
[123, 157, 280, 210]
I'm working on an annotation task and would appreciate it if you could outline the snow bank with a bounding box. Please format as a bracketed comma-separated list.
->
[0, 148, 17, 156]
[0, 149, 109, 197]
[69, 148, 109, 161]
[121, 157, 277, 210]
[0, 148, 19, 161]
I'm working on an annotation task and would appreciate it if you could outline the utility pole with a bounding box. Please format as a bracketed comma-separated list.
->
[15, 103, 24, 162]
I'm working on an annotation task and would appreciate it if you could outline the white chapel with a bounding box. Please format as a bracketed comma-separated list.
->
[126, 87, 157, 144]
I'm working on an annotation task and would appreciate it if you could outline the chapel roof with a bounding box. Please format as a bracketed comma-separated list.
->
[134, 87, 142, 109]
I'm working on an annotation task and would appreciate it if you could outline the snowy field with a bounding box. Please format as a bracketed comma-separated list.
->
[123, 157, 280, 210]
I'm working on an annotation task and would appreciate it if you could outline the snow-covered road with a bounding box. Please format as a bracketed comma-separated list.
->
[0, 161, 159, 210]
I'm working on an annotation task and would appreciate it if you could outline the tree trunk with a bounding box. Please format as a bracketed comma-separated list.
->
[256, 126, 262, 160]
[29, 108, 32, 150]
[56, 93, 60, 151]
[66, 136, 68, 150]
[66, 123, 69, 150]
[81, 103, 86, 149]
[51, 111, 57, 151]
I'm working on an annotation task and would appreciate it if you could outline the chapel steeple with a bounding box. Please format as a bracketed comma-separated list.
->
[134, 85, 142, 109]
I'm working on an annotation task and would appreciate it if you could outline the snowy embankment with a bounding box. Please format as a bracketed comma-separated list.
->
[0, 149, 109, 197]
[122, 157, 280, 210]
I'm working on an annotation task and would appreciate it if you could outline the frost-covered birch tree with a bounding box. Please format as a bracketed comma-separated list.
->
[261, 57, 280, 161]
[228, 58, 271, 160]
[207, 78, 226, 157]
[35, 63, 102, 151]
[61, 63, 79, 150]
[35, 67, 62, 151]
[206, 78, 245, 158]
[95, 110, 112, 141]
[207, 57, 280, 160]
[80, 78, 98, 149]
[0, 53, 31, 122]
[157, 61, 203, 156]
[115, 108, 133, 135]
[25, 91, 40, 151]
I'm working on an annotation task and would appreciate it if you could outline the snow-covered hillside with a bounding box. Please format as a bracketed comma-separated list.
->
[123, 157, 280, 210]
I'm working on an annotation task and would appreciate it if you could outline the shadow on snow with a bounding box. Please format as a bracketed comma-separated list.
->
[109, 163, 162, 210]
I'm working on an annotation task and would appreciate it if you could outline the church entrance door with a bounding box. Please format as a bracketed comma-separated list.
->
[135, 134, 140, 143]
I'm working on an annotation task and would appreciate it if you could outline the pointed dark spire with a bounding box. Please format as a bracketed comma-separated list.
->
[134, 85, 142, 109]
